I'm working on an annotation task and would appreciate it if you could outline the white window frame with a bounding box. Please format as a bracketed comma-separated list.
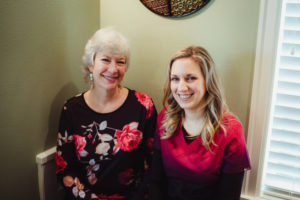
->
[242, 0, 283, 199]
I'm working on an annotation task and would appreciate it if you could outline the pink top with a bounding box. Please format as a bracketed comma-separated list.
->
[155, 108, 251, 185]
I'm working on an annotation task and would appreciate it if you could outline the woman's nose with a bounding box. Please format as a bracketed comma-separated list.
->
[108, 61, 118, 73]
[178, 80, 188, 91]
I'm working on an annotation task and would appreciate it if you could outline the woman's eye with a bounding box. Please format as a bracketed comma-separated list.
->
[101, 58, 110, 62]
[171, 77, 179, 81]
[186, 77, 197, 81]
[117, 61, 126, 65]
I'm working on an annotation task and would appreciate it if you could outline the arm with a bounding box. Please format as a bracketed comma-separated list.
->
[56, 103, 97, 200]
[149, 110, 168, 200]
[212, 115, 250, 200]
[212, 171, 245, 200]
[131, 99, 157, 200]
[148, 148, 168, 200]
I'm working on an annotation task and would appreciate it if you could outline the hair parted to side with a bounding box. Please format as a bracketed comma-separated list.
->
[82, 27, 130, 83]
[162, 46, 227, 150]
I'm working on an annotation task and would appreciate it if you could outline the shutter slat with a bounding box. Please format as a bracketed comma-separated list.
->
[284, 27, 300, 31]
[279, 65, 300, 71]
[269, 151, 300, 168]
[283, 40, 300, 45]
[278, 81, 300, 96]
[286, 0, 300, 4]
[276, 93, 300, 109]
[277, 90, 300, 96]
[271, 128, 300, 142]
[271, 137, 300, 146]
[265, 174, 300, 193]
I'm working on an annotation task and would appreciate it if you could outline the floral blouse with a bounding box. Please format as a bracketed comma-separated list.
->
[55, 89, 157, 200]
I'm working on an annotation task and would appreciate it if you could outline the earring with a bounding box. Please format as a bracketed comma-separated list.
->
[89, 72, 94, 88]
[89, 72, 93, 81]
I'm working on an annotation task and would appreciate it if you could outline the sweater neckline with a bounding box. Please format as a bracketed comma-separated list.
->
[80, 88, 131, 115]
[178, 122, 202, 148]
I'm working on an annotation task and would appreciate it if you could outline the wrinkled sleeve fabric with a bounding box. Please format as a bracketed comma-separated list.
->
[56, 103, 97, 200]
[222, 118, 251, 173]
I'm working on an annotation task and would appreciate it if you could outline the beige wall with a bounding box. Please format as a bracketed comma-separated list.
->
[0, 0, 260, 199]
[0, 0, 99, 199]
[100, 0, 260, 133]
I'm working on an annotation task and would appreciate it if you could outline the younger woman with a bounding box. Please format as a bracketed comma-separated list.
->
[151, 46, 251, 200]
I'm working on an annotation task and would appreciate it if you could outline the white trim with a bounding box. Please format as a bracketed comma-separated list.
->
[241, 194, 266, 200]
[36, 146, 57, 200]
[36, 146, 56, 165]
[243, 0, 283, 198]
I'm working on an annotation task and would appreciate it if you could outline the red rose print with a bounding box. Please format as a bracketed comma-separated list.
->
[73, 135, 88, 157]
[118, 168, 134, 185]
[55, 152, 67, 173]
[135, 91, 153, 119]
[115, 122, 142, 151]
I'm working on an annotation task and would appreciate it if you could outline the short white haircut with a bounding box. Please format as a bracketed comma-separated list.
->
[82, 27, 130, 81]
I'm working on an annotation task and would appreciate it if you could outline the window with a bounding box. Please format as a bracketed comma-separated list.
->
[243, 0, 300, 199]
[262, 0, 300, 198]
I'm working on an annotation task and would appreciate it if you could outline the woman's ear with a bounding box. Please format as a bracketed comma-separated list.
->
[88, 64, 93, 73]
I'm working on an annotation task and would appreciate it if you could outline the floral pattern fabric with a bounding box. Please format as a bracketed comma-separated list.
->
[56, 89, 157, 200]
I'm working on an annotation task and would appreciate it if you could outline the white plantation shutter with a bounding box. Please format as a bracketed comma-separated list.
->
[263, 0, 300, 199]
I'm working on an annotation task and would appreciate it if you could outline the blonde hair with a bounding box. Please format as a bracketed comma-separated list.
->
[162, 46, 227, 150]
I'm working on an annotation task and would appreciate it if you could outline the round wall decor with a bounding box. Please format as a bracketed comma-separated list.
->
[140, 0, 211, 18]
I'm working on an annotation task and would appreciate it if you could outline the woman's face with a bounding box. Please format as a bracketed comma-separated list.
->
[170, 57, 206, 112]
[89, 52, 127, 91]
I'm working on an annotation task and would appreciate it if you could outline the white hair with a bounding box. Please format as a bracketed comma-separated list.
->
[82, 27, 130, 81]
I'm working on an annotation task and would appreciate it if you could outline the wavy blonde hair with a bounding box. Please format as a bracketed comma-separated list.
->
[162, 46, 227, 150]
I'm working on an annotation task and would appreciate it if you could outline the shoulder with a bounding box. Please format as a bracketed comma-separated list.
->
[223, 112, 243, 129]
[157, 108, 167, 121]
[156, 108, 167, 134]
[63, 93, 84, 111]
[222, 112, 244, 138]
[132, 90, 153, 103]
[129, 89, 155, 119]
[131, 89, 154, 108]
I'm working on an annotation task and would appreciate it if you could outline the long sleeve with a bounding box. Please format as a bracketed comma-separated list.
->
[56, 103, 97, 200]
[56, 90, 158, 199]
[212, 171, 245, 200]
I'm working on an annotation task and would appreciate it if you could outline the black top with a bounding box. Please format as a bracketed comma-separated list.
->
[182, 126, 195, 144]
[56, 89, 157, 200]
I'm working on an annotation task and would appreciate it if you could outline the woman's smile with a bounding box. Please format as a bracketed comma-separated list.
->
[170, 57, 206, 112]
[89, 52, 127, 91]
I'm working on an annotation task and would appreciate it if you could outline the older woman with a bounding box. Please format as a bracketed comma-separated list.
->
[56, 27, 157, 200]
[150, 46, 251, 200]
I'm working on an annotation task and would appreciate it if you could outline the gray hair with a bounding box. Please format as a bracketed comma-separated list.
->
[82, 27, 130, 82]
